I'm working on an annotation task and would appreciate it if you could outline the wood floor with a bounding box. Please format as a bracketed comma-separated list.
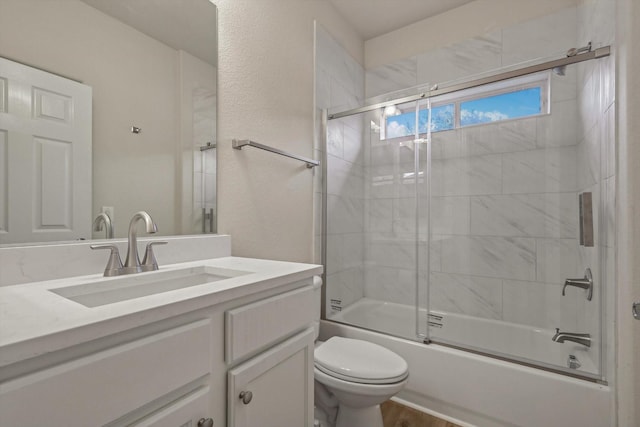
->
[381, 400, 463, 427]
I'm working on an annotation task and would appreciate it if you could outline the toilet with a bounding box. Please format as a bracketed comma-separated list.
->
[312, 278, 409, 427]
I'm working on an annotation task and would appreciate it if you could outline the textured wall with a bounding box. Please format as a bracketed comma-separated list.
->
[215, 0, 362, 262]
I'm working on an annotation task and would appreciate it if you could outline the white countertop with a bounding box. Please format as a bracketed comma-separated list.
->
[0, 256, 323, 368]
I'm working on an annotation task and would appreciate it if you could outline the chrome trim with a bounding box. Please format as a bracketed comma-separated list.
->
[579, 192, 594, 247]
[232, 139, 319, 168]
[200, 142, 216, 151]
[563, 268, 594, 301]
[328, 45, 611, 120]
[329, 93, 428, 120]
[92, 212, 114, 239]
[552, 328, 592, 348]
[202, 208, 214, 233]
[122, 211, 158, 274]
[320, 109, 328, 320]
[568, 354, 582, 370]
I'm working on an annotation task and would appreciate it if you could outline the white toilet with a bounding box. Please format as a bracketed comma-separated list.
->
[312, 279, 409, 427]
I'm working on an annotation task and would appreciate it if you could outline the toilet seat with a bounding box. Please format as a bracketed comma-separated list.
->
[315, 337, 408, 385]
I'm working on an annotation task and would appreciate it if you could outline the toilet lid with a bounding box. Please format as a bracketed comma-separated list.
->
[314, 337, 408, 384]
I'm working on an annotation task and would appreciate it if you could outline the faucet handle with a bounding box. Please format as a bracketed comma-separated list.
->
[562, 268, 593, 301]
[90, 244, 123, 277]
[141, 241, 168, 272]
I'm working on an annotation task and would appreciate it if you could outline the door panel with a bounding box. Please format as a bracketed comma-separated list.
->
[0, 57, 92, 243]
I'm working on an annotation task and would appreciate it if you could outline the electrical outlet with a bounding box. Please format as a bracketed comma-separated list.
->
[101, 206, 114, 221]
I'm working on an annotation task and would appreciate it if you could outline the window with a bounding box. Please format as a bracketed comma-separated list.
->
[381, 72, 549, 140]
[460, 87, 542, 127]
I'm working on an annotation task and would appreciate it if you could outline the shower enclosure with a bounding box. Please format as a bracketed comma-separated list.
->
[322, 47, 613, 382]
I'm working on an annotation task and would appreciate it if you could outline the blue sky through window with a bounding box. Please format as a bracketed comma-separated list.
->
[383, 84, 544, 139]
[460, 87, 541, 126]
[419, 105, 454, 133]
[386, 104, 455, 138]
[385, 111, 415, 138]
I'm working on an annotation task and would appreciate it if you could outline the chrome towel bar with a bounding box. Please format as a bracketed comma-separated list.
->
[232, 139, 319, 168]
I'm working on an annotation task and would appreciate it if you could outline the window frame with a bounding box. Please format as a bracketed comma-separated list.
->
[381, 71, 550, 141]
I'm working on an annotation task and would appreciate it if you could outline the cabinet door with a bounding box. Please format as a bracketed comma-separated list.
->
[228, 328, 314, 427]
[130, 386, 212, 427]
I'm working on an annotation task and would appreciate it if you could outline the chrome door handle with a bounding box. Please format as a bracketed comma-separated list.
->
[633, 302, 640, 320]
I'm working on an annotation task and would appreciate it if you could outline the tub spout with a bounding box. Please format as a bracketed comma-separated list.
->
[552, 328, 591, 348]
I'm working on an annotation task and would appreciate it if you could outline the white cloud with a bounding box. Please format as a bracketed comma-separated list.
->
[461, 109, 509, 124]
[386, 121, 412, 138]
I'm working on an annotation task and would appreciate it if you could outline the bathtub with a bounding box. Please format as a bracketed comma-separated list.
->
[322, 298, 612, 427]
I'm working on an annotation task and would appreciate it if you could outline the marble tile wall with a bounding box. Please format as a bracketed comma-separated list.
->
[320, 3, 615, 350]
[360, 6, 616, 334]
[363, 101, 590, 332]
[574, 0, 616, 373]
[425, 111, 585, 330]
[314, 25, 365, 315]
[366, 7, 578, 99]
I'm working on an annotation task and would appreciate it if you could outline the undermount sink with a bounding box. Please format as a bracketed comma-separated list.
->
[50, 265, 251, 307]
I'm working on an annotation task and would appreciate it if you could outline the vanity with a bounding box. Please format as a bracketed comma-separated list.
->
[0, 235, 323, 427]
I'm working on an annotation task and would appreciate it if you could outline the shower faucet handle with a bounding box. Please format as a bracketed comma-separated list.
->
[562, 268, 593, 301]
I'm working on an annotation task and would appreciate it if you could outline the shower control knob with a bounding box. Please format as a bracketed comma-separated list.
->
[197, 418, 214, 427]
[239, 390, 253, 404]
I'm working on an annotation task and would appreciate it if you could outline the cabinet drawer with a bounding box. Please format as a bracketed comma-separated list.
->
[0, 319, 211, 427]
[130, 386, 212, 427]
[225, 284, 314, 363]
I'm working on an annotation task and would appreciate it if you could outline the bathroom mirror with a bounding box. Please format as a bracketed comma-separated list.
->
[0, 0, 217, 245]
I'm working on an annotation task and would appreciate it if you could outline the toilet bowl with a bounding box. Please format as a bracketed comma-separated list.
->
[311, 279, 408, 427]
[314, 336, 409, 427]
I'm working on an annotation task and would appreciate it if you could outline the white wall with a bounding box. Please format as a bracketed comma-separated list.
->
[615, 0, 640, 424]
[0, 1, 181, 237]
[215, 0, 362, 263]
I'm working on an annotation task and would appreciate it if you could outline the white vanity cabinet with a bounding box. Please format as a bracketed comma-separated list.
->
[0, 320, 214, 427]
[0, 271, 319, 427]
[225, 285, 317, 427]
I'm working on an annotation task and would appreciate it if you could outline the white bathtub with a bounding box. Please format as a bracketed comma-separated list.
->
[330, 298, 599, 377]
[323, 298, 612, 427]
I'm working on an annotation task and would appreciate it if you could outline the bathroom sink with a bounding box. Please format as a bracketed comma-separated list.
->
[50, 265, 251, 307]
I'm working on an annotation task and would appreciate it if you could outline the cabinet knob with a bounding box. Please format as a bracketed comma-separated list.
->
[239, 390, 253, 404]
[197, 418, 214, 427]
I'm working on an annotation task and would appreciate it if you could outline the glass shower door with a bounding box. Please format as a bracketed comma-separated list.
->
[324, 100, 429, 344]
[425, 63, 608, 381]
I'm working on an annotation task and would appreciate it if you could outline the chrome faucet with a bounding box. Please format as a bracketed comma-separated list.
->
[552, 328, 591, 348]
[91, 211, 166, 277]
[122, 211, 158, 274]
[92, 212, 114, 239]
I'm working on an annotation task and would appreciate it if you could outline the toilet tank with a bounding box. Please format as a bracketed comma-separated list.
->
[312, 275, 323, 340]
